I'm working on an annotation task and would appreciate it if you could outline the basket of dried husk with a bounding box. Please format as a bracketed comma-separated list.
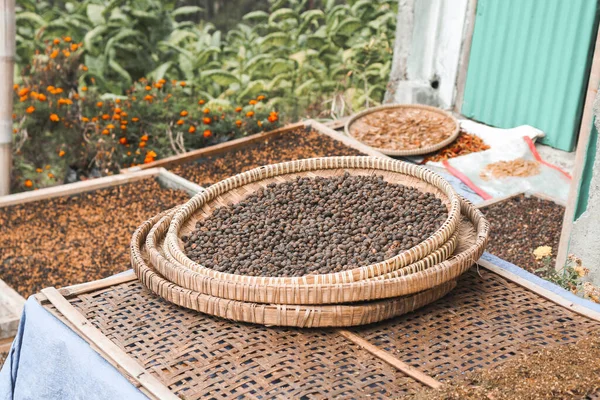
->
[131, 157, 489, 327]
[345, 104, 460, 156]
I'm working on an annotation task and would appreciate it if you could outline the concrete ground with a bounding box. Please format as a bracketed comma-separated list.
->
[535, 142, 576, 174]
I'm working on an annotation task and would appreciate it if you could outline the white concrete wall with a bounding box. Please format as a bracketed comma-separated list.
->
[386, 0, 469, 110]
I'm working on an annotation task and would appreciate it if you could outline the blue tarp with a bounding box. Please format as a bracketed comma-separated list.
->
[0, 298, 144, 400]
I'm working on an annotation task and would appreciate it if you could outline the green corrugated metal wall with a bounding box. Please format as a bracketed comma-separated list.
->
[462, 0, 600, 151]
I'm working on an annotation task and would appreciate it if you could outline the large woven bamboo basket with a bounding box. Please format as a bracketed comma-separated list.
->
[163, 157, 462, 290]
[344, 104, 460, 156]
[131, 197, 488, 327]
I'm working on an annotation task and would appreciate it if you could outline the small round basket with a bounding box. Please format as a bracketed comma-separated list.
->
[344, 104, 460, 156]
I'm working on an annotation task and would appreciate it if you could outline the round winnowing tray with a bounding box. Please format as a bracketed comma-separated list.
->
[345, 104, 460, 156]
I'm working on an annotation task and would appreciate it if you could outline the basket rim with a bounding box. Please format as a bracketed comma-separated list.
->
[344, 104, 460, 156]
[164, 156, 462, 285]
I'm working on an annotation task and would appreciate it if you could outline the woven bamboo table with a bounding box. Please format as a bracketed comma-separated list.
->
[35, 263, 600, 399]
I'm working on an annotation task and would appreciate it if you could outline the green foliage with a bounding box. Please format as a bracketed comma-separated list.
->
[15, 0, 397, 119]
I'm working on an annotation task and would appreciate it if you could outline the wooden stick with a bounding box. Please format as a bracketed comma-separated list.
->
[41, 287, 177, 399]
[0, 168, 161, 207]
[453, 0, 478, 113]
[0, 0, 16, 196]
[555, 19, 600, 271]
[477, 258, 600, 322]
[337, 329, 442, 389]
[58, 270, 138, 298]
[121, 122, 306, 172]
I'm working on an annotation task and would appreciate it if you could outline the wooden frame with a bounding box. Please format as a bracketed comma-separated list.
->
[119, 119, 389, 174]
[0, 167, 204, 342]
[556, 17, 600, 272]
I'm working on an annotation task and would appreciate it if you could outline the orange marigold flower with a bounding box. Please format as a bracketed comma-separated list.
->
[13, 84, 18, 90]
[101, 129, 109, 135]
[132, 117, 140, 122]
[92, 117, 98, 122]
[121, 120, 128, 125]
[96, 101, 103, 107]
[147, 150, 157, 158]
[203, 108, 210, 114]
[115, 98, 121, 104]
[203, 117, 211, 125]
[257, 95, 266, 101]
[180, 110, 188, 117]
[203, 129, 212, 138]
[48, 173, 54, 179]
[50, 50, 59, 59]
[12, 113, 16, 119]
[119, 137, 128, 145]
[53, 38, 60, 45]
[18, 88, 29, 97]
[249, 99, 257, 105]
[268, 115, 278, 123]
[26, 106, 35, 114]
[176, 119, 184, 125]
[257, 120, 263, 127]
[62, 50, 71, 57]
[246, 111, 255, 118]
[139, 141, 146, 148]
[112, 114, 121, 120]
[235, 120, 242, 127]
[140, 135, 149, 141]
[145, 85, 152, 91]
[143, 95, 153, 102]
[107, 124, 115, 129]
[64, 36, 72, 42]
[36, 168, 43, 173]
[131, 96, 137, 101]
[47, 85, 55, 92]
[158, 78, 166, 85]
[154, 83, 163, 89]
[114, 107, 122, 114]
[24, 179, 33, 188]
[50, 113, 60, 122]
[81, 86, 88, 91]
[70, 43, 78, 51]
[235, 106, 242, 112]
[127, 151, 131, 156]
[19, 95, 27, 102]
[120, 125, 126, 130]
[188, 125, 196, 133]
[54, 88, 63, 94]
[29, 91, 38, 99]
[38, 94, 47, 101]
[58, 150, 65, 157]
[45, 165, 51, 170]
[82, 65, 88, 71]
[82, 117, 89, 122]
[102, 114, 110, 120]
[179, 81, 186, 87]
[121, 111, 128, 117]
[198, 99, 205, 105]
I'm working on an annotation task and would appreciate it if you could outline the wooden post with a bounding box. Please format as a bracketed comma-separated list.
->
[555, 23, 600, 271]
[0, 0, 15, 196]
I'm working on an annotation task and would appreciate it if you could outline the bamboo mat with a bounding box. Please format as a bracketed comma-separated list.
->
[38, 266, 600, 399]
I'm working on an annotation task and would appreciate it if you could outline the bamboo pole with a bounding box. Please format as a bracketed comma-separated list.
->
[0, 0, 15, 196]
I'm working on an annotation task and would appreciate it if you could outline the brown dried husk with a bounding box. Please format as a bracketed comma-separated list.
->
[480, 158, 541, 181]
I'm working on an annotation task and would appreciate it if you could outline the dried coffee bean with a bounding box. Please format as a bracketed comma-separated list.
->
[184, 174, 448, 277]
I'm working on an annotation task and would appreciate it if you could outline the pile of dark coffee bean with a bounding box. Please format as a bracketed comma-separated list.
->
[183, 173, 448, 277]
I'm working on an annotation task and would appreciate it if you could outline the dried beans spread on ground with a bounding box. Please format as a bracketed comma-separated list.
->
[183, 173, 447, 277]
[481, 194, 564, 274]
[348, 108, 456, 151]
[0, 179, 189, 297]
[421, 131, 490, 163]
[170, 128, 364, 186]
